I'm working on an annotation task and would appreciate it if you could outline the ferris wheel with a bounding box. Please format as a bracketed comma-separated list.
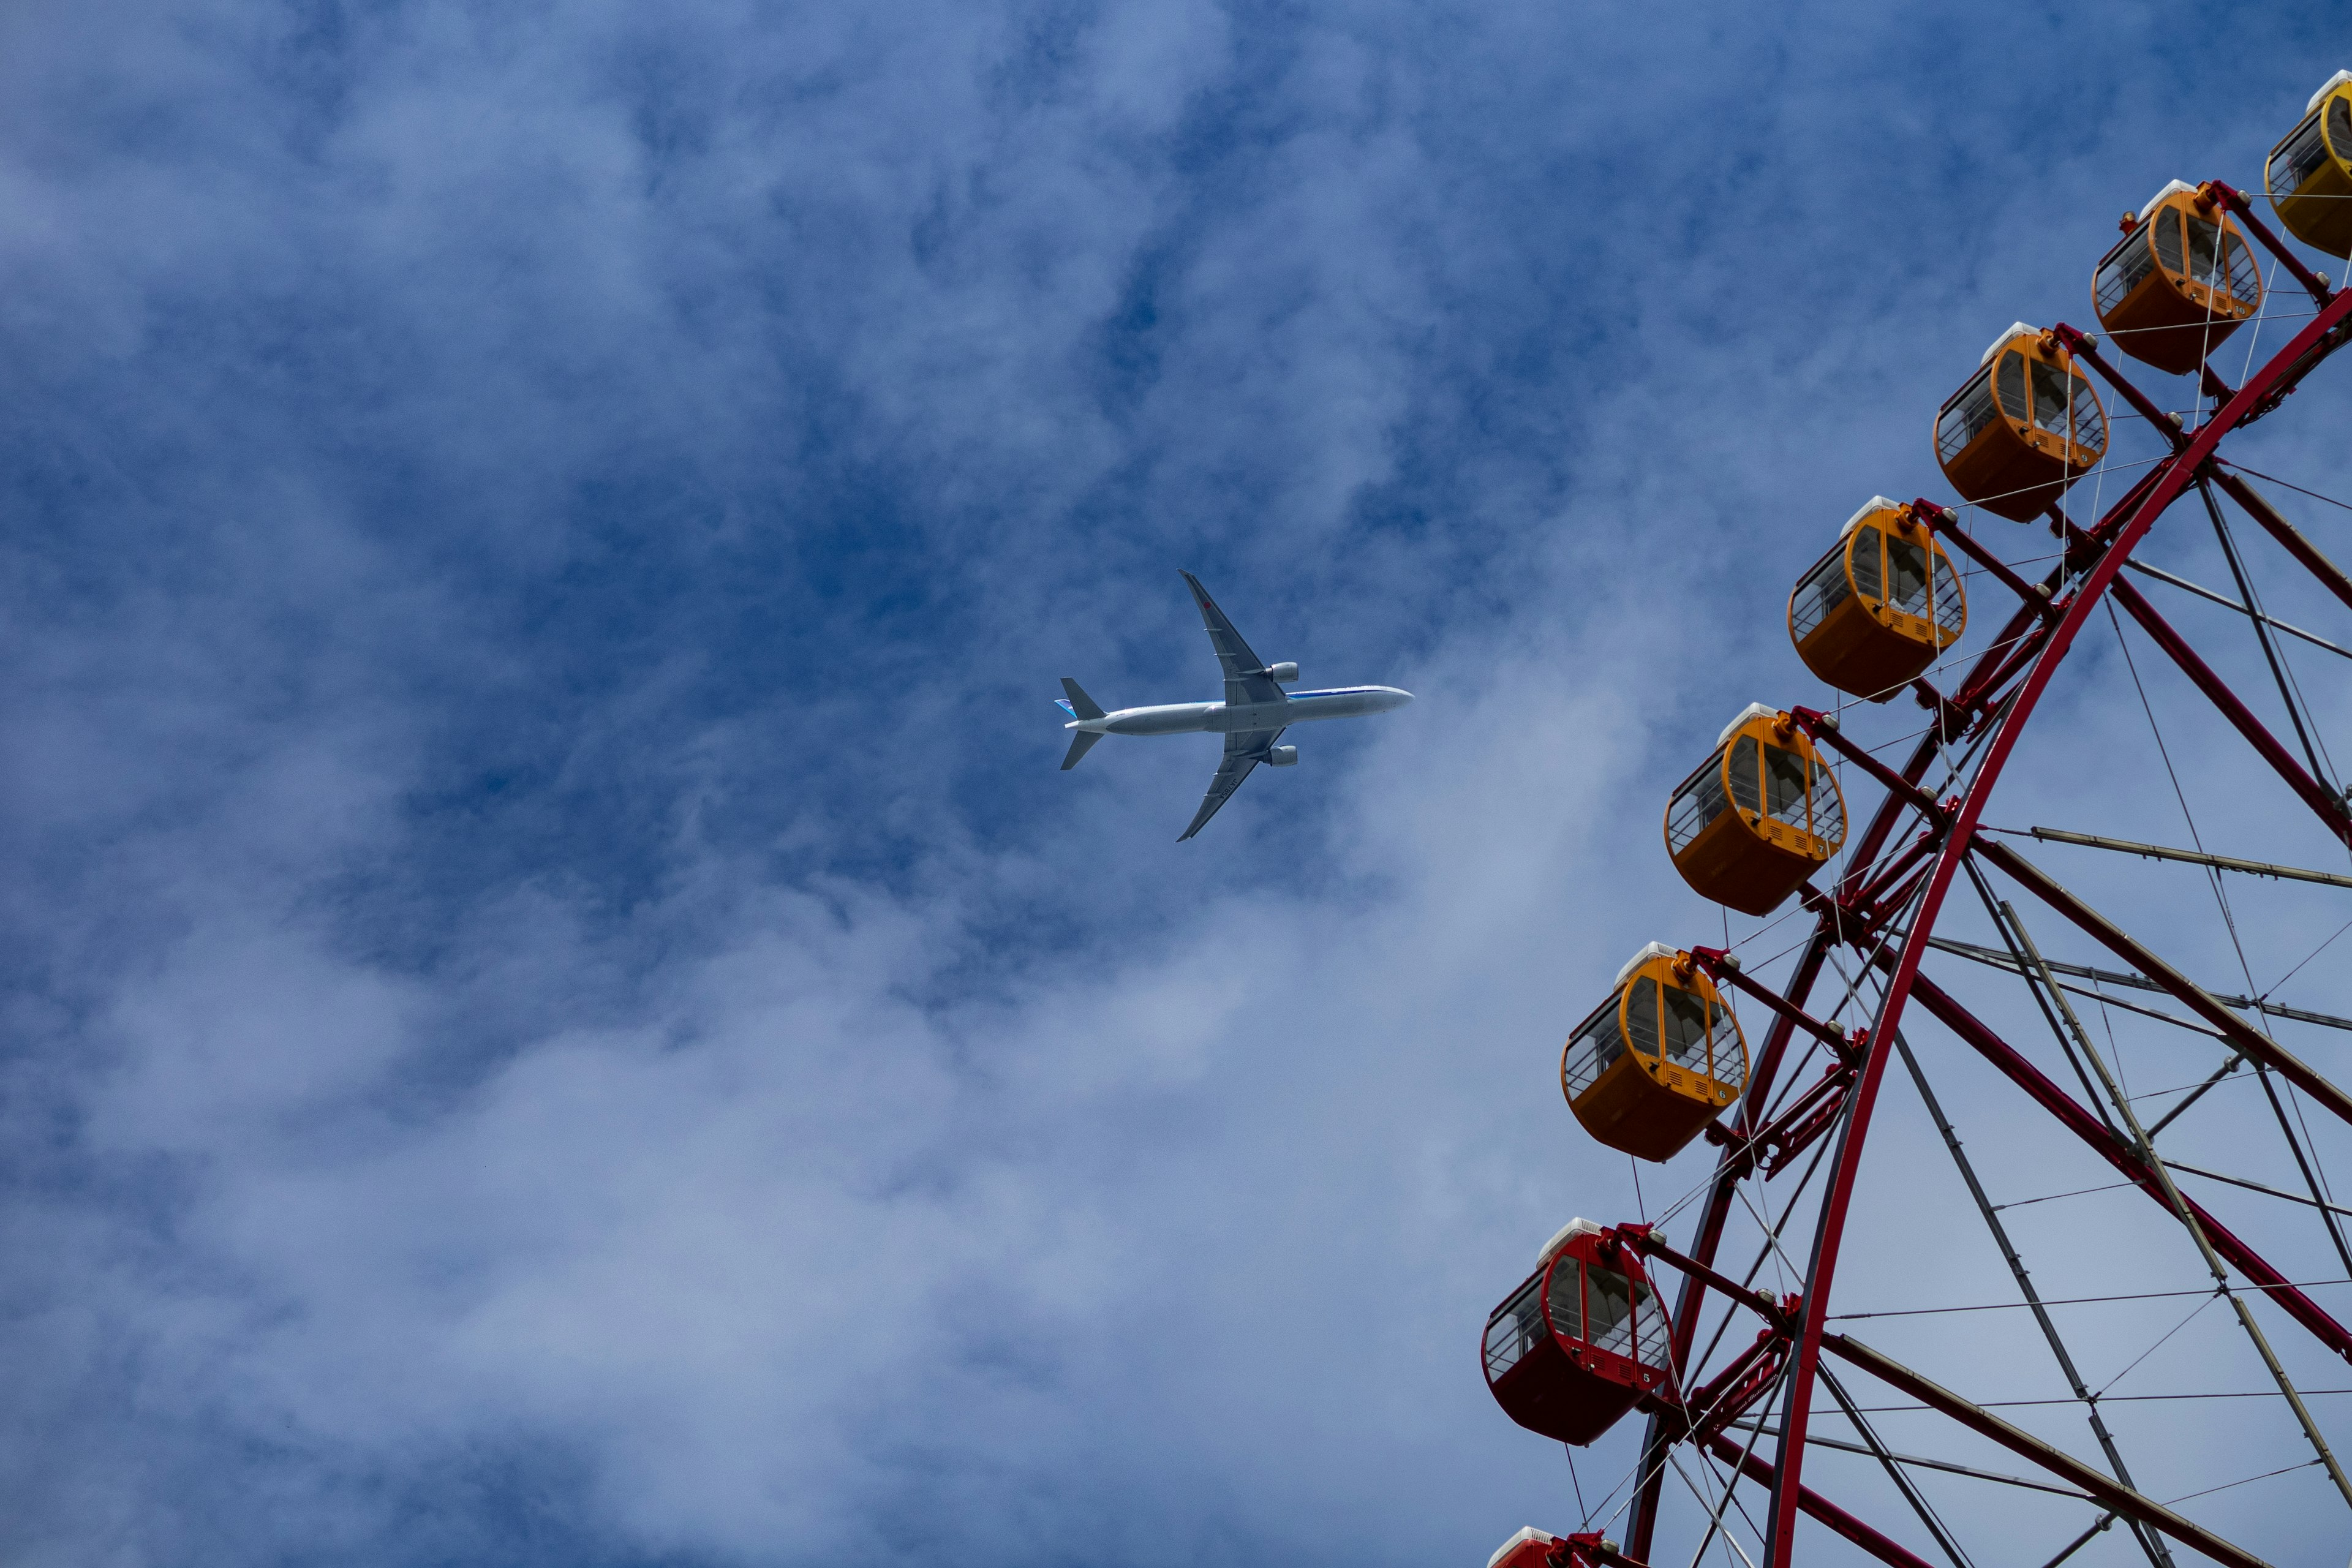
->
[1481, 70, 2352, 1568]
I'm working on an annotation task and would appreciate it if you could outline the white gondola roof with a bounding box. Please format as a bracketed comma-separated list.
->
[1537, 1217, 1602, 1267]
[1614, 941, 1678, 987]
[2309, 69, 2352, 115]
[2141, 178, 2198, 219]
[1980, 322, 2039, 367]
[1841, 496, 1904, 537]
[1488, 1529, 1558, 1568]
[1716, 701, 1781, 748]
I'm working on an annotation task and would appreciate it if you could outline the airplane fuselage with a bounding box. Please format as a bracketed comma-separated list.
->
[1058, 571, 1412, 838]
[1066, 685, 1413, 737]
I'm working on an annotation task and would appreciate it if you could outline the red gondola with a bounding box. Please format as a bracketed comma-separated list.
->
[1487, 1529, 1570, 1568]
[1483, 1219, 1673, 1446]
[1487, 1530, 1624, 1568]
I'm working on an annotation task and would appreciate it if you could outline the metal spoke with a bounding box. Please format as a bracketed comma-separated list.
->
[1607, 256, 2352, 1561]
[1904, 967, 2352, 1360]
[2036, 1515, 2118, 1568]
[2211, 467, 2352, 618]
[1824, 1334, 2276, 1568]
[1974, 839, 2352, 1119]
[2244, 1058, 2352, 1280]
[2018, 825, 2352, 889]
[1726, 1422, 2092, 1499]
[2145, 1053, 2248, 1137]
[1670, 1450, 1761, 1568]
[1924, 932, 2352, 1034]
[1999, 899, 2352, 1513]
[2124, 553, 2352, 662]
[2198, 478, 2337, 791]
[1817, 1363, 1975, 1568]
[2165, 1158, 2352, 1221]
[1959, 858, 2118, 1134]
[1894, 1029, 2176, 1568]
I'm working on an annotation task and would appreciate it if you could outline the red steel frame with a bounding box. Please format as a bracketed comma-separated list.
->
[1614, 273, 2352, 1566]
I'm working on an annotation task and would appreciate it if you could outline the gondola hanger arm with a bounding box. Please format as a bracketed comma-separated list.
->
[2049, 323, 2185, 451]
[1615, 1221, 1796, 1333]
[1909, 500, 2058, 620]
[1787, 707, 1948, 823]
[1685, 946, 1858, 1065]
[1542, 1532, 1646, 1568]
[2203, 179, 2335, 306]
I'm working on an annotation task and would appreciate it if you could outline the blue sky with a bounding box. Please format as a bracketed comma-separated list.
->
[3, 1, 2352, 1563]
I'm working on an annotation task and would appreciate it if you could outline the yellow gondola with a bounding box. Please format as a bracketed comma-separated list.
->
[2268, 70, 2352, 258]
[1932, 324, 2107, 522]
[1561, 943, 1747, 1162]
[1664, 704, 1846, 916]
[1789, 497, 1966, 699]
[2094, 181, 2262, 375]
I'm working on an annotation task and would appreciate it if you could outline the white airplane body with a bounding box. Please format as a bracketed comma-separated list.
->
[1057, 571, 1412, 839]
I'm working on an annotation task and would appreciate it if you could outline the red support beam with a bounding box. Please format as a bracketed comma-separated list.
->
[1630, 723, 1950, 1558]
[1844, 832, 1941, 921]
[2053, 323, 2188, 450]
[1792, 709, 1947, 819]
[1699, 1433, 1939, 1568]
[1689, 948, 1855, 1060]
[2205, 180, 2335, 306]
[1623, 1227, 1792, 1334]
[1823, 1336, 2273, 1568]
[2209, 467, 2352, 619]
[1904, 970, 2352, 1362]
[2106, 575, 2352, 848]
[1762, 285, 2352, 1566]
[1971, 837, 2352, 1131]
[1913, 500, 2059, 619]
[1951, 618, 2054, 720]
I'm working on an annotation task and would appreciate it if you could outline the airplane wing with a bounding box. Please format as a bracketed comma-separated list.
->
[1180, 571, 1287, 708]
[1178, 725, 1287, 841]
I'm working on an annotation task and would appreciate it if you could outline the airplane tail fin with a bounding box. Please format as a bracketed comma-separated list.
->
[1061, 729, 1105, 771]
[1059, 678, 1107, 721]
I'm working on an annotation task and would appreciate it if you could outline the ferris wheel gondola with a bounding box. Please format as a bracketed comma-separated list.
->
[1561, 944, 1748, 1162]
[1480, 65, 2352, 1568]
[2094, 181, 2264, 375]
[1787, 497, 1967, 699]
[2268, 70, 2352, 257]
[1932, 323, 2108, 522]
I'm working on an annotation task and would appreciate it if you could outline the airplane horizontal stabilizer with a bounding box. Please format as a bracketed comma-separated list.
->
[1061, 729, 1105, 771]
[1060, 678, 1107, 721]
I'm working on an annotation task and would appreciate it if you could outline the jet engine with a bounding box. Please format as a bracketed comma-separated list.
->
[1265, 745, 1298, 766]
[1264, 662, 1300, 682]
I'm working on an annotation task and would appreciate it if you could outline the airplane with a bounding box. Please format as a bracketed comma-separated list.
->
[1056, 571, 1413, 840]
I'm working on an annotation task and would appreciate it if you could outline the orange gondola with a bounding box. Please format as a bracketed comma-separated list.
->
[1483, 1219, 1672, 1446]
[1562, 943, 1747, 1162]
[1664, 704, 1847, 916]
[1932, 324, 2107, 522]
[1789, 497, 1966, 699]
[2268, 70, 2352, 258]
[2093, 181, 2262, 375]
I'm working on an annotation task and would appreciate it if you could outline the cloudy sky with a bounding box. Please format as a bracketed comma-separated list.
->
[3, 1, 2351, 1564]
